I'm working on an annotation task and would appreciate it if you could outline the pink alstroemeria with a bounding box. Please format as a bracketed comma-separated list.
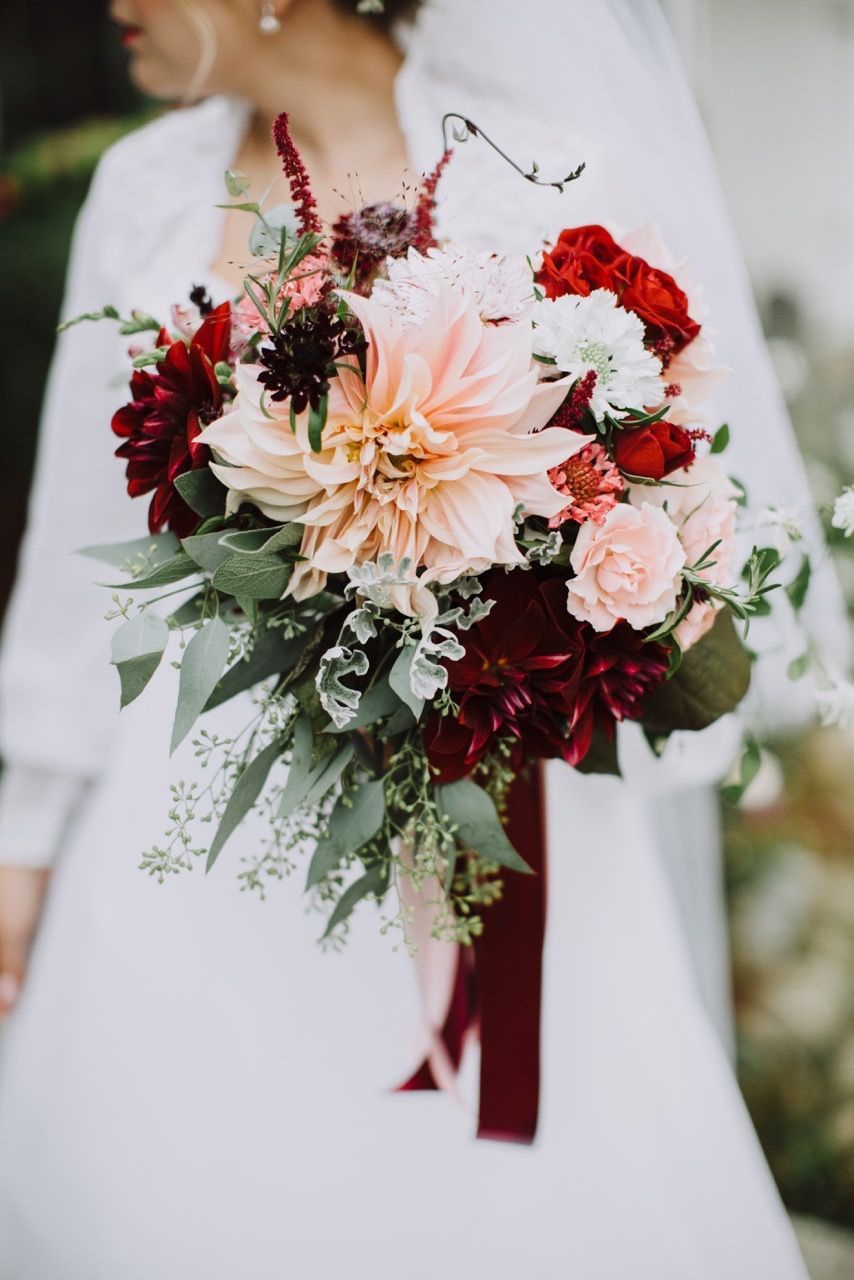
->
[200, 283, 584, 607]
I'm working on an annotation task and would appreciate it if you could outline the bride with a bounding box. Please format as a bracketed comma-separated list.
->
[0, 1, 834, 1275]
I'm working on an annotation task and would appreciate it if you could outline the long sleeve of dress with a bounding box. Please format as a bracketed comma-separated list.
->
[0, 156, 143, 865]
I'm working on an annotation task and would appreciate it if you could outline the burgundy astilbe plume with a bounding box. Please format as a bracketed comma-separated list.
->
[272, 112, 322, 236]
[411, 148, 452, 252]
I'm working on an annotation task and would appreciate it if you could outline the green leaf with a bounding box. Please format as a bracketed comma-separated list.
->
[710, 422, 730, 454]
[224, 169, 250, 197]
[181, 530, 238, 574]
[249, 202, 299, 258]
[321, 863, 388, 940]
[324, 676, 403, 733]
[110, 609, 169, 709]
[279, 739, 355, 819]
[118, 310, 161, 336]
[215, 200, 260, 214]
[219, 523, 304, 556]
[170, 616, 231, 753]
[641, 610, 751, 733]
[204, 628, 303, 711]
[168, 591, 208, 629]
[80, 531, 179, 569]
[720, 735, 762, 805]
[211, 554, 292, 600]
[276, 715, 315, 818]
[173, 469, 228, 518]
[787, 652, 811, 681]
[574, 727, 620, 776]
[206, 738, 283, 872]
[785, 554, 812, 613]
[308, 395, 328, 454]
[106, 548, 199, 591]
[57, 304, 119, 333]
[388, 645, 425, 721]
[435, 779, 532, 875]
[306, 780, 386, 889]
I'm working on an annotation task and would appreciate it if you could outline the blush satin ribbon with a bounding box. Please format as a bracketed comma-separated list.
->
[398, 764, 548, 1144]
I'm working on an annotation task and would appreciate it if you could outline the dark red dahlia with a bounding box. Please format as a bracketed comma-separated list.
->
[423, 571, 673, 782]
[423, 573, 586, 783]
[111, 302, 230, 537]
[568, 624, 672, 764]
[331, 202, 418, 288]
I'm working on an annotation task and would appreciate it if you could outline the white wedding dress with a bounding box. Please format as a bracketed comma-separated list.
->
[0, 4, 837, 1277]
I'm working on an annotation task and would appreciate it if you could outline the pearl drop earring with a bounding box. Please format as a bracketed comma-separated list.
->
[259, 3, 282, 34]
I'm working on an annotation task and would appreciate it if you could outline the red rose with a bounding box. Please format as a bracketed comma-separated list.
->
[537, 225, 625, 300]
[537, 226, 700, 363]
[613, 419, 695, 480]
[610, 255, 700, 361]
[112, 302, 231, 537]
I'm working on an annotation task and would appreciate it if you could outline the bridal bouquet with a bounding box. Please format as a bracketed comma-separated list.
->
[78, 115, 779, 947]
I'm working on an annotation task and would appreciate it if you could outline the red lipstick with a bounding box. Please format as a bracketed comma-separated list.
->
[116, 22, 144, 47]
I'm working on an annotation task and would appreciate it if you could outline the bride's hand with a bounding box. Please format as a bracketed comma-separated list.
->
[0, 866, 51, 1016]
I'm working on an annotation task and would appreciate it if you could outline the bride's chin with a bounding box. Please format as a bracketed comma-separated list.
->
[127, 54, 193, 101]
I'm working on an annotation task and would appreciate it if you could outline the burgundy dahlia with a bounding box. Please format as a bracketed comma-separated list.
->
[424, 573, 586, 783]
[568, 624, 672, 764]
[111, 302, 230, 537]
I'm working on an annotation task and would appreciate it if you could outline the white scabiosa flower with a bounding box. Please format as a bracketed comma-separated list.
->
[831, 485, 854, 537]
[532, 288, 664, 421]
[372, 246, 535, 328]
[758, 504, 804, 554]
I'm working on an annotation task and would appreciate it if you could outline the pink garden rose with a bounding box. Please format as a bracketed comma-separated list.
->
[633, 454, 739, 650]
[566, 501, 686, 632]
[229, 254, 329, 359]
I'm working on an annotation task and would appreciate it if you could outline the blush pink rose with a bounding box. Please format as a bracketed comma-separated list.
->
[566, 501, 686, 632]
[674, 598, 721, 650]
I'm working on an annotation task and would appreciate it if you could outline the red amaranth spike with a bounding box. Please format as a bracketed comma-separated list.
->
[411, 148, 452, 253]
[547, 369, 598, 432]
[272, 112, 322, 237]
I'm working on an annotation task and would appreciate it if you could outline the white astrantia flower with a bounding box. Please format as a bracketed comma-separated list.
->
[758, 505, 804, 554]
[831, 485, 854, 537]
[816, 676, 854, 731]
[532, 289, 664, 421]
[372, 246, 536, 328]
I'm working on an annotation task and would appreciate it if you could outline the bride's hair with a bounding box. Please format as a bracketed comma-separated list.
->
[332, 0, 424, 28]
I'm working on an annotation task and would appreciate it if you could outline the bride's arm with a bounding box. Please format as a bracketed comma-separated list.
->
[0, 152, 142, 868]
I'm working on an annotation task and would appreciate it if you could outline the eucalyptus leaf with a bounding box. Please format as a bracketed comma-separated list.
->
[219, 524, 304, 557]
[80, 531, 179, 570]
[224, 169, 250, 197]
[249, 202, 299, 258]
[170, 616, 231, 754]
[204, 627, 303, 711]
[388, 645, 425, 720]
[206, 737, 283, 872]
[110, 609, 169, 709]
[435, 779, 532, 875]
[641, 610, 751, 733]
[173, 469, 228, 518]
[211, 554, 292, 600]
[306, 780, 386, 889]
[276, 715, 315, 818]
[324, 676, 402, 733]
[785, 555, 812, 613]
[107, 549, 199, 591]
[321, 863, 388, 940]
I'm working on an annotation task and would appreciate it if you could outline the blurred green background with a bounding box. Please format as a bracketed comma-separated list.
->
[1, 0, 853, 1261]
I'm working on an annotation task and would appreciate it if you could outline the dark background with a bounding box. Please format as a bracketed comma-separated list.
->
[0, 2, 147, 614]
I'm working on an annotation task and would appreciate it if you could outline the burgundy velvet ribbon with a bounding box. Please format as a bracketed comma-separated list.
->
[399, 764, 548, 1144]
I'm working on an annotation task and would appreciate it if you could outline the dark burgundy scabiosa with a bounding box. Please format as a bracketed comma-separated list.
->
[111, 302, 231, 537]
[331, 202, 419, 289]
[423, 573, 586, 783]
[257, 305, 366, 414]
[567, 623, 672, 764]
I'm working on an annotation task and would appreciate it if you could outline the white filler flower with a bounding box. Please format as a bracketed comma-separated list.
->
[532, 288, 664, 421]
[816, 675, 854, 730]
[831, 486, 854, 537]
[373, 246, 536, 328]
